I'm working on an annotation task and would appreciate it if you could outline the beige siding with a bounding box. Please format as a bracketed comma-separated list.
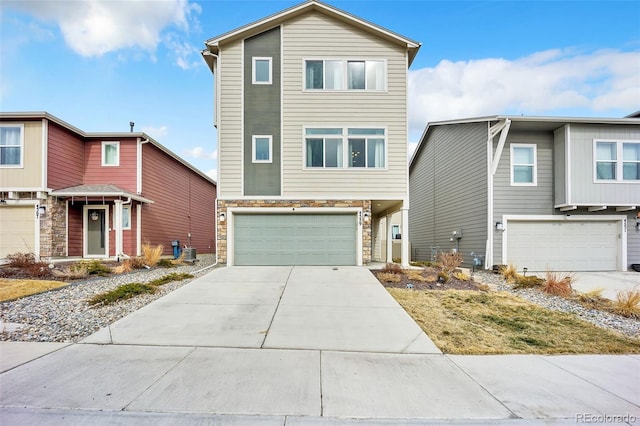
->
[218, 41, 244, 197]
[568, 124, 640, 205]
[0, 121, 44, 189]
[280, 12, 408, 199]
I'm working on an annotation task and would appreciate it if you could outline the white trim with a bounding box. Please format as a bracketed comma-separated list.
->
[83, 205, 109, 258]
[252, 56, 272, 84]
[510, 143, 537, 186]
[0, 122, 25, 168]
[252, 135, 273, 163]
[302, 58, 387, 92]
[136, 204, 142, 256]
[240, 42, 245, 197]
[280, 25, 284, 198]
[485, 121, 494, 268]
[593, 139, 640, 183]
[565, 124, 572, 205]
[501, 214, 627, 271]
[226, 207, 363, 266]
[41, 119, 48, 189]
[136, 138, 142, 194]
[65, 200, 69, 256]
[217, 195, 406, 202]
[101, 141, 120, 167]
[114, 200, 123, 256]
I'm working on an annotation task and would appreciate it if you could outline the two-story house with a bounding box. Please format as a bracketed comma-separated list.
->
[0, 112, 217, 260]
[409, 115, 640, 272]
[202, 0, 420, 266]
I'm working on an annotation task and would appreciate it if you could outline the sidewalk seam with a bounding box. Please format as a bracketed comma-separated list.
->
[260, 266, 293, 349]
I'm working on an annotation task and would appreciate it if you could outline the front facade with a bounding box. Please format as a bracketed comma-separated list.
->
[409, 116, 640, 272]
[202, 0, 420, 266]
[0, 112, 217, 260]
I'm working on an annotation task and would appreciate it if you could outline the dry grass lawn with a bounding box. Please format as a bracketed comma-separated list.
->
[388, 288, 640, 355]
[0, 279, 68, 302]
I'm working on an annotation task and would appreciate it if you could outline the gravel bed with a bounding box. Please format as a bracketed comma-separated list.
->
[475, 271, 640, 339]
[1, 255, 218, 343]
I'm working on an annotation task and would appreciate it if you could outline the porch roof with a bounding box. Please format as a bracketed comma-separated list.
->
[50, 184, 154, 204]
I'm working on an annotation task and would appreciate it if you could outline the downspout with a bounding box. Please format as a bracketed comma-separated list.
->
[116, 196, 132, 259]
[137, 138, 150, 257]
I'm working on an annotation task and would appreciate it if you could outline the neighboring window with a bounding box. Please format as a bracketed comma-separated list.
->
[304, 127, 385, 168]
[252, 135, 272, 163]
[102, 141, 119, 166]
[122, 206, 131, 230]
[511, 144, 536, 185]
[304, 59, 385, 90]
[595, 140, 640, 182]
[392, 225, 400, 239]
[0, 124, 23, 167]
[252, 57, 272, 84]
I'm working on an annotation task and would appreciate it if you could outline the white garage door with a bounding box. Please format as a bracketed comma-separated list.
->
[506, 220, 619, 271]
[0, 206, 36, 258]
[234, 213, 357, 266]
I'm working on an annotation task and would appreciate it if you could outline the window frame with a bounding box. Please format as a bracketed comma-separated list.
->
[303, 59, 387, 91]
[510, 143, 537, 186]
[594, 139, 640, 183]
[303, 126, 387, 170]
[252, 57, 272, 85]
[252, 135, 273, 163]
[122, 205, 131, 230]
[101, 141, 120, 167]
[0, 123, 24, 168]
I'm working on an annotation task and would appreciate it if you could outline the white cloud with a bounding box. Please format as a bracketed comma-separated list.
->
[205, 168, 217, 181]
[8, 0, 201, 60]
[408, 48, 640, 134]
[184, 146, 217, 161]
[141, 125, 168, 138]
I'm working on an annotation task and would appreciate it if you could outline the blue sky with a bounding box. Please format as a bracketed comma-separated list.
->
[1, 0, 639, 180]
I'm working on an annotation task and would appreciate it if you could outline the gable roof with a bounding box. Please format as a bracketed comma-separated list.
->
[409, 115, 640, 169]
[202, 0, 421, 71]
[0, 111, 216, 186]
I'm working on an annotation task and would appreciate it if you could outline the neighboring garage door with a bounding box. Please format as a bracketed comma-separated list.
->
[234, 214, 357, 265]
[0, 206, 36, 258]
[506, 220, 619, 271]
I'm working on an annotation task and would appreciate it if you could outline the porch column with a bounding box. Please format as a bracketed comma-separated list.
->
[114, 200, 123, 257]
[401, 207, 409, 267]
[385, 214, 393, 263]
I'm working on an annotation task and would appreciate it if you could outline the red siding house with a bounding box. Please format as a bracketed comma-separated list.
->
[0, 112, 216, 260]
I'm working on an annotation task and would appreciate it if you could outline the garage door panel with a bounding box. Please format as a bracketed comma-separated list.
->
[234, 214, 357, 266]
[507, 220, 619, 271]
[0, 207, 36, 258]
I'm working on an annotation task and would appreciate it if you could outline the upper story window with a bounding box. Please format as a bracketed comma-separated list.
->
[252, 135, 272, 163]
[102, 141, 120, 166]
[595, 140, 640, 181]
[0, 124, 23, 167]
[305, 127, 385, 169]
[305, 59, 385, 91]
[252, 57, 272, 84]
[511, 144, 536, 186]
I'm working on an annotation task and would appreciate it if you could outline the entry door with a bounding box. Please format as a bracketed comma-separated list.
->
[85, 207, 108, 257]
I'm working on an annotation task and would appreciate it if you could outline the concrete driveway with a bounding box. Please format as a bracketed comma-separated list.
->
[570, 271, 640, 300]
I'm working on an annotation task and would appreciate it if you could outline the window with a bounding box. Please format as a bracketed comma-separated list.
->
[595, 140, 640, 181]
[252, 135, 272, 163]
[511, 144, 536, 185]
[304, 59, 385, 91]
[392, 225, 400, 239]
[0, 124, 23, 167]
[102, 141, 119, 166]
[305, 127, 385, 169]
[122, 206, 131, 230]
[252, 57, 272, 84]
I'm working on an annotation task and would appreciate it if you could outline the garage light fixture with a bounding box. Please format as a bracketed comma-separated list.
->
[219, 212, 226, 222]
[495, 221, 504, 231]
[36, 205, 46, 218]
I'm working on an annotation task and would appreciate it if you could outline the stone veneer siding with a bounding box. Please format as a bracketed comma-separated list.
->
[217, 199, 372, 265]
[39, 196, 67, 259]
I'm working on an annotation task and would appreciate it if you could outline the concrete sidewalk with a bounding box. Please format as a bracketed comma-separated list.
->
[1, 266, 639, 424]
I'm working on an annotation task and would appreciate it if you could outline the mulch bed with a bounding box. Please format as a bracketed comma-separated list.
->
[373, 266, 483, 291]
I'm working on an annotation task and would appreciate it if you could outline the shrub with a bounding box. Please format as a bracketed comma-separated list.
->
[436, 251, 463, 273]
[453, 271, 470, 281]
[575, 288, 609, 310]
[51, 264, 88, 280]
[500, 264, 518, 283]
[157, 258, 176, 268]
[149, 273, 193, 286]
[437, 271, 450, 283]
[410, 261, 434, 267]
[6, 252, 37, 268]
[142, 243, 163, 267]
[404, 270, 428, 282]
[88, 283, 156, 306]
[81, 260, 112, 276]
[513, 274, 544, 289]
[382, 262, 402, 274]
[611, 289, 640, 319]
[542, 271, 573, 298]
[377, 272, 401, 283]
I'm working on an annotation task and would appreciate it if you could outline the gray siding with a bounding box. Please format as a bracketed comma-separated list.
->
[409, 123, 488, 265]
[627, 211, 640, 268]
[244, 27, 281, 196]
[553, 126, 567, 205]
[493, 131, 555, 262]
[568, 124, 640, 205]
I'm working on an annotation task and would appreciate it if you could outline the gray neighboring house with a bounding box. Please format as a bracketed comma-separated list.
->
[409, 115, 640, 272]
